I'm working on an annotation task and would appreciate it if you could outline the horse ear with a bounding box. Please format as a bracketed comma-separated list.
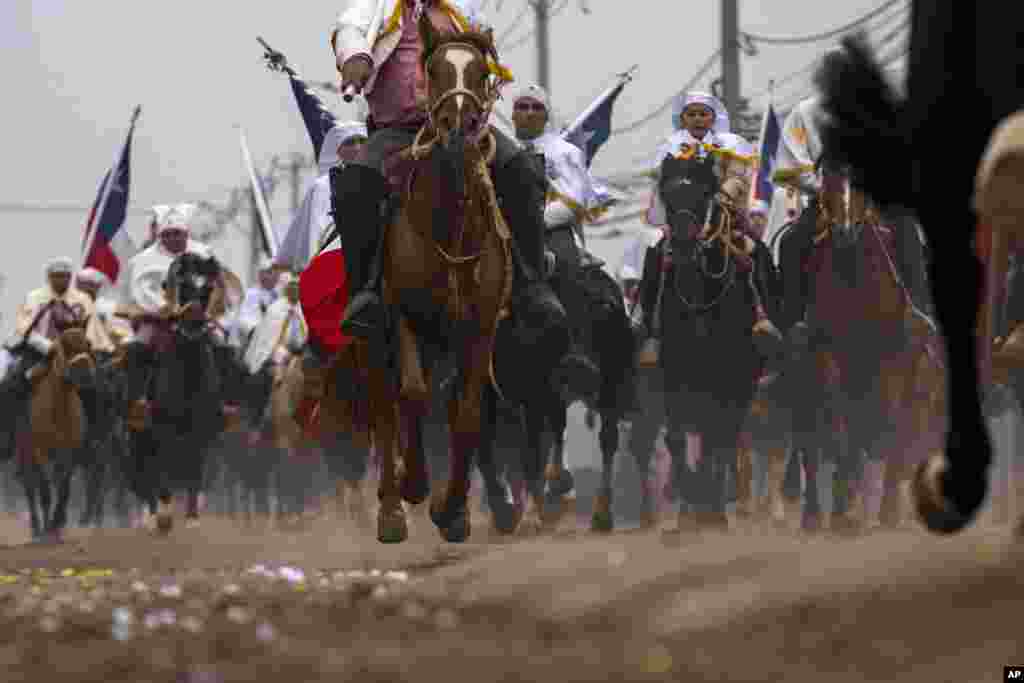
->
[419, 12, 439, 59]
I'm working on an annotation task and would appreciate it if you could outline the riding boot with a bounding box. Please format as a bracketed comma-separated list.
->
[494, 151, 599, 391]
[330, 164, 391, 341]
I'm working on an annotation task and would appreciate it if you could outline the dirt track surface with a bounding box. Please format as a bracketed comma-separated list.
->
[0, 511, 1021, 683]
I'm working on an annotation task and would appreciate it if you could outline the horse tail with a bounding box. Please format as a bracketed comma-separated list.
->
[814, 33, 914, 209]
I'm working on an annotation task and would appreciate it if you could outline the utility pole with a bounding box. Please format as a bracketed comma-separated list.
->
[288, 154, 303, 213]
[532, 0, 551, 94]
[720, 0, 740, 117]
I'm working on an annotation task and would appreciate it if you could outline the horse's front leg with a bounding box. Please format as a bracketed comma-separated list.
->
[20, 463, 42, 540]
[376, 389, 407, 544]
[591, 405, 620, 533]
[47, 456, 75, 539]
[475, 384, 519, 534]
[431, 337, 491, 543]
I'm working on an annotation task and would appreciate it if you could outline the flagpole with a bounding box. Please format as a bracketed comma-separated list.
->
[237, 125, 277, 258]
[77, 105, 142, 287]
[749, 81, 773, 208]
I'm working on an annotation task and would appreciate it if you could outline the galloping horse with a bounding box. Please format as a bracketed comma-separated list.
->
[521, 261, 637, 533]
[642, 153, 779, 530]
[19, 300, 96, 541]
[342, 18, 513, 543]
[782, 163, 933, 532]
[119, 252, 240, 533]
[813, 9, 1020, 533]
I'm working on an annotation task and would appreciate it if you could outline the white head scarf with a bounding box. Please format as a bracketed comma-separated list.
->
[76, 267, 110, 288]
[318, 121, 368, 176]
[512, 83, 558, 132]
[45, 257, 73, 276]
[157, 203, 196, 236]
[149, 204, 171, 226]
[671, 91, 730, 134]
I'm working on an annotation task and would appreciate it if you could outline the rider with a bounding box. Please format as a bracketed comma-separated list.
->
[277, 120, 369, 274]
[75, 267, 128, 357]
[511, 82, 614, 377]
[236, 255, 281, 350]
[116, 204, 229, 403]
[330, 0, 595, 388]
[276, 121, 369, 409]
[0, 258, 102, 416]
[774, 93, 929, 332]
[642, 91, 783, 356]
[244, 273, 307, 378]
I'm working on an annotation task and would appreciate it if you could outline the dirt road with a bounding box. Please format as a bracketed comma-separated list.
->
[0, 511, 1020, 683]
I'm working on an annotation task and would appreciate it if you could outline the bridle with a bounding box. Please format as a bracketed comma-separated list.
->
[422, 41, 504, 146]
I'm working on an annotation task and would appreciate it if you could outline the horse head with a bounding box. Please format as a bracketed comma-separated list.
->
[419, 16, 502, 155]
[164, 252, 222, 337]
[659, 153, 721, 246]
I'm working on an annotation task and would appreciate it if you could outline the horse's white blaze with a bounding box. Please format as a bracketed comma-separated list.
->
[444, 48, 474, 91]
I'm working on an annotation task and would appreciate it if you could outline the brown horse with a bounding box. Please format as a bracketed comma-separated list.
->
[19, 307, 95, 541]
[341, 20, 512, 544]
[800, 167, 933, 532]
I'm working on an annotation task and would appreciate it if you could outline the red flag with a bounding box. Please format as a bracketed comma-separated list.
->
[298, 249, 353, 355]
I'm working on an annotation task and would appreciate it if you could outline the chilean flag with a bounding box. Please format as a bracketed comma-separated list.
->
[751, 103, 782, 205]
[82, 106, 140, 284]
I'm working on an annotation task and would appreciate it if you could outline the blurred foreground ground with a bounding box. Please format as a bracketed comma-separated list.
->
[0, 509, 1020, 683]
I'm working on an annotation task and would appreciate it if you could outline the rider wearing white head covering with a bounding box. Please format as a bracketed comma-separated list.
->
[511, 83, 607, 245]
[117, 203, 212, 316]
[236, 253, 281, 347]
[647, 92, 732, 226]
[276, 121, 368, 273]
[0, 256, 107, 407]
[244, 271, 308, 376]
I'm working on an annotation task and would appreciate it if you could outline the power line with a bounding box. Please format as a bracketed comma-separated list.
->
[610, 49, 722, 135]
[745, 10, 908, 103]
[741, 0, 905, 45]
[496, 4, 531, 45]
[499, 0, 570, 51]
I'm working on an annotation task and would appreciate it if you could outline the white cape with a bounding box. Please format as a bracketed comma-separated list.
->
[243, 297, 308, 374]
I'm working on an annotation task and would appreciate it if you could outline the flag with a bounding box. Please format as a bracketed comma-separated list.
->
[563, 72, 631, 168]
[237, 126, 278, 258]
[287, 73, 338, 161]
[752, 103, 782, 205]
[81, 106, 141, 284]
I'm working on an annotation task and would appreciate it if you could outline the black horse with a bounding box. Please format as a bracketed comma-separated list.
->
[640, 153, 781, 529]
[122, 252, 245, 532]
[813, 7, 1014, 533]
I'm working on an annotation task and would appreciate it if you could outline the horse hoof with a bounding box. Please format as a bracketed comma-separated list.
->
[429, 493, 468, 540]
[590, 494, 613, 533]
[400, 476, 430, 506]
[546, 469, 575, 499]
[377, 507, 408, 544]
[184, 518, 200, 530]
[912, 455, 982, 535]
[488, 490, 521, 535]
[440, 507, 470, 543]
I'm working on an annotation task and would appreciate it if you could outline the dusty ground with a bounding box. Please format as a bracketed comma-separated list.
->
[0, 508, 1021, 683]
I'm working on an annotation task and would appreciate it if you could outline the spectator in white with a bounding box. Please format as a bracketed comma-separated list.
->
[236, 255, 281, 348]
[276, 121, 368, 273]
[74, 267, 128, 354]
